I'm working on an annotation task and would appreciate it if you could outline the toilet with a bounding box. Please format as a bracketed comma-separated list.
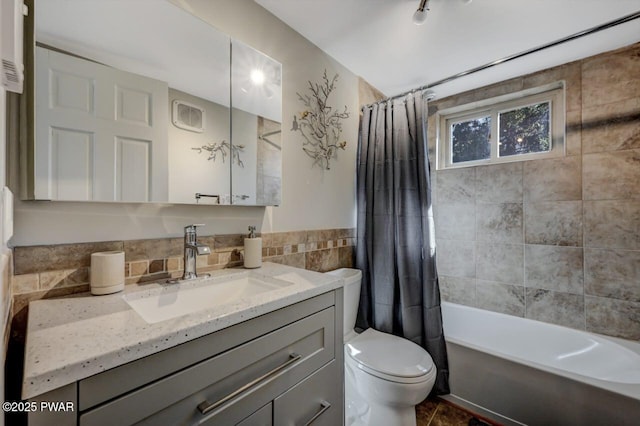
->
[326, 268, 436, 426]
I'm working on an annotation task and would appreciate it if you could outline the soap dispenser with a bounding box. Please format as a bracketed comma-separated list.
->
[244, 226, 262, 268]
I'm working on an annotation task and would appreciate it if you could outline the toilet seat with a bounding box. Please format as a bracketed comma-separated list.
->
[345, 328, 434, 384]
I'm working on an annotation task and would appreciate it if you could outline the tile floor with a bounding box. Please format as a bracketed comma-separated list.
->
[417, 397, 499, 426]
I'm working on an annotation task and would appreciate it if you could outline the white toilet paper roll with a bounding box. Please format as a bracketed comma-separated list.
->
[244, 238, 262, 269]
[91, 251, 125, 295]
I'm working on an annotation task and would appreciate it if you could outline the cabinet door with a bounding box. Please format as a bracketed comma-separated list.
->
[274, 360, 343, 426]
[235, 403, 272, 426]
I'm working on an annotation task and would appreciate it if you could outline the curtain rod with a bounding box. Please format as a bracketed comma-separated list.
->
[363, 10, 640, 109]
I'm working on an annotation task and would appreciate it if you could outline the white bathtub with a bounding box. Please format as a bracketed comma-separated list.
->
[441, 302, 640, 426]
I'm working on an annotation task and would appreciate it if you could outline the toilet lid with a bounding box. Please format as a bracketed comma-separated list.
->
[345, 328, 434, 381]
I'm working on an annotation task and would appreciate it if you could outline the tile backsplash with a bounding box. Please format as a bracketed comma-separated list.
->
[10, 228, 355, 317]
[429, 43, 640, 341]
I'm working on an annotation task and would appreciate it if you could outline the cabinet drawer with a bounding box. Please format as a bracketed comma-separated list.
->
[274, 360, 343, 426]
[236, 403, 272, 426]
[80, 307, 335, 426]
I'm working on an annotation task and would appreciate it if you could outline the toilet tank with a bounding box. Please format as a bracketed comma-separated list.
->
[325, 268, 362, 338]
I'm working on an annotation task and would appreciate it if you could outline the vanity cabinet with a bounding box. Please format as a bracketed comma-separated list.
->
[237, 403, 272, 426]
[28, 290, 344, 426]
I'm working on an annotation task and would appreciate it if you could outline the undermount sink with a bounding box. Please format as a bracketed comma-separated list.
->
[123, 273, 294, 324]
[273, 272, 318, 288]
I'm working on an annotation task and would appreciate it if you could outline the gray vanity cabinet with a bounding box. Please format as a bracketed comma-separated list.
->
[273, 360, 342, 425]
[236, 403, 272, 426]
[28, 290, 344, 426]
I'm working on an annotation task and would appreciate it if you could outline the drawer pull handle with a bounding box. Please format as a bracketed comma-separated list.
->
[304, 401, 331, 426]
[197, 353, 302, 415]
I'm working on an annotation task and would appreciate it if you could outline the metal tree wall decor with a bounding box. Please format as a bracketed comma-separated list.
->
[292, 70, 349, 170]
[192, 140, 245, 168]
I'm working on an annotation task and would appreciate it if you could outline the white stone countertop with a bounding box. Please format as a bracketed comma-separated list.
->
[22, 263, 344, 399]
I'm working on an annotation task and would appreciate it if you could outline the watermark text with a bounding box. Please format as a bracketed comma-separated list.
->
[2, 401, 75, 412]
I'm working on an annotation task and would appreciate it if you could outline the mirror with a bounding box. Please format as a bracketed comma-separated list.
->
[231, 41, 282, 206]
[29, 0, 281, 205]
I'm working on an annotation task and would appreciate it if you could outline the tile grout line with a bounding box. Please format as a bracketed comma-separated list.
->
[426, 402, 441, 426]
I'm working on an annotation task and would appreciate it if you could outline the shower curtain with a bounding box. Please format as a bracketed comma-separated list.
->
[355, 92, 449, 394]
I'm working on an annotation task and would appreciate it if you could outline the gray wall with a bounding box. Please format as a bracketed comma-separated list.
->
[428, 43, 640, 341]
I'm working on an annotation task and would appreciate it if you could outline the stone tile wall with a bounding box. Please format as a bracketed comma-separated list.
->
[428, 43, 640, 341]
[10, 228, 355, 318]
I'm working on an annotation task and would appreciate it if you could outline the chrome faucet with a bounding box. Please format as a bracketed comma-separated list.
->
[182, 224, 211, 280]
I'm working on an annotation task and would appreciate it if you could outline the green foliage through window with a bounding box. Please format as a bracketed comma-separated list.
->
[451, 116, 491, 163]
[498, 102, 550, 157]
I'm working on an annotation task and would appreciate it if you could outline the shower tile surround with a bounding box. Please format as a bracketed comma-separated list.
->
[10, 228, 355, 317]
[430, 43, 640, 341]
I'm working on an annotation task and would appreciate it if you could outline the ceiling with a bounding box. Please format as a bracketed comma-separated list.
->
[256, 0, 640, 100]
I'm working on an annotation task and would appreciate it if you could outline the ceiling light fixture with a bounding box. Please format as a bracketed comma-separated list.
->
[413, 0, 472, 25]
[413, 0, 429, 25]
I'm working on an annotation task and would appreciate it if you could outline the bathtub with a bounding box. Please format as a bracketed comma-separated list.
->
[440, 302, 640, 426]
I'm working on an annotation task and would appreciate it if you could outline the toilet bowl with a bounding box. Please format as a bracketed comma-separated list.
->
[326, 268, 436, 426]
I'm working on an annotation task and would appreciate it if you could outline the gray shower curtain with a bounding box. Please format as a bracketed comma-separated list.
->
[355, 92, 449, 394]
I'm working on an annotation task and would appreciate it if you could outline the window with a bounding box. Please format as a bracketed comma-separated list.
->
[436, 83, 565, 169]
[450, 114, 491, 163]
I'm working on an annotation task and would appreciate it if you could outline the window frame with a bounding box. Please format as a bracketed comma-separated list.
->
[436, 82, 565, 170]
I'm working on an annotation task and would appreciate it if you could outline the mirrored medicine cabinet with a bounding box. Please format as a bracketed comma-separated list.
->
[24, 0, 282, 206]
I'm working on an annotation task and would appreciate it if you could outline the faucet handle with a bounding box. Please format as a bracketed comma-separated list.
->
[184, 224, 205, 233]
